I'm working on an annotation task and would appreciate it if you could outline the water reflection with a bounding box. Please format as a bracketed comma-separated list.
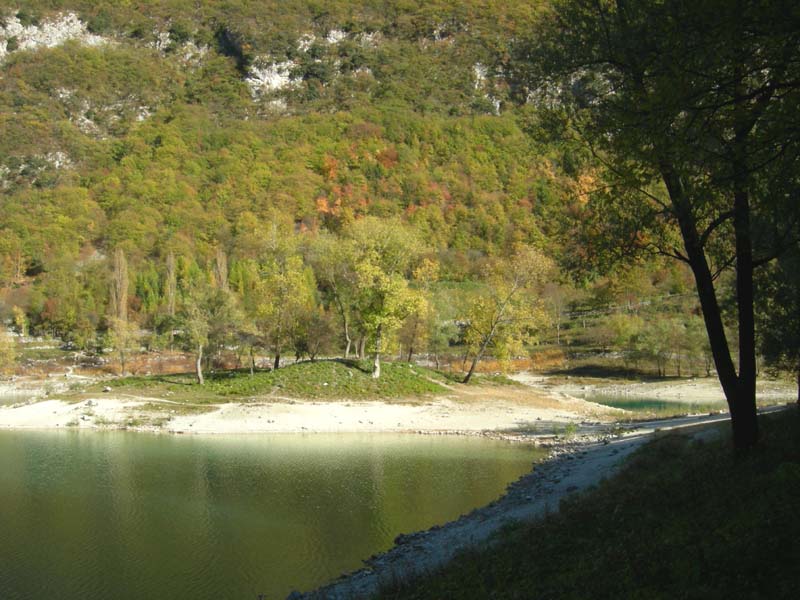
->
[0, 431, 542, 600]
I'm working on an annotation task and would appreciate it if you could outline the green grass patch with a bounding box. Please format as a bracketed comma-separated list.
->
[15, 343, 74, 361]
[431, 370, 523, 387]
[379, 409, 800, 599]
[88, 359, 448, 403]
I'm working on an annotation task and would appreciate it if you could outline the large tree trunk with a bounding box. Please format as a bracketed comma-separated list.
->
[196, 344, 204, 385]
[731, 189, 759, 449]
[730, 71, 759, 447]
[250, 347, 255, 377]
[662, 165, 758, 450]
[372, 325, 382, 379]
[273, 351, 281, 370]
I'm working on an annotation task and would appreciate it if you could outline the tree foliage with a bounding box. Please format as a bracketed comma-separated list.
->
[516, 0, 800, 448]
[461, 246, 551, 383]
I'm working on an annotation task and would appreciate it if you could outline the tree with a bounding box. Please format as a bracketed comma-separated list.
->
[163, 251, 178, 348]
[519, 0, 800, 449]
[542, 281, 580, 346]
[229, 258, 263, 375]
[255, 254, 316, 370]
[461, 246, 551, 383]
[290, 306, 337, 362]
[346, 217, 425, 378]
[11, 306, 28, 337]
[306, 232, 360, 358]
[600, 311, 644, 370]
[756, 250, 800, 403]
[108, 317, 139, 376]
[427, 318, 459, 371]
[179, 280, 212, 385]
[356, 260, 421, 378]
[398, 258, 439, 363]
[109, 248, 129, 323]
[0, 325, 15, 376]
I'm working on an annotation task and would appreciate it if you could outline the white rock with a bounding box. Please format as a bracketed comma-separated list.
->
[245, 59, 297, 98]
[0, 13, 107, 62]
[326, 29, 347, 44]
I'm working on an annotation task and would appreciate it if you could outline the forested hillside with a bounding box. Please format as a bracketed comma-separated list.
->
[0, 1, 784, 386]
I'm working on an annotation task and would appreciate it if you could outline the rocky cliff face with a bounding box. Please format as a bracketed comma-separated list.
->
[0, 12, 106, 62]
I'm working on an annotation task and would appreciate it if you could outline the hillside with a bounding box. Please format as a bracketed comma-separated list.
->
[1, 1, 794, 400]
[0, 1, 592, 372]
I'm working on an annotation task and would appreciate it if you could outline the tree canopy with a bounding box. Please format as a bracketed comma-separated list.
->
[515, 0, 800, 448]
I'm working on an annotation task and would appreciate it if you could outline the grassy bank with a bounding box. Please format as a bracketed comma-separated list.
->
[82, 360, 454, 403]
[379, 408, 800, 599]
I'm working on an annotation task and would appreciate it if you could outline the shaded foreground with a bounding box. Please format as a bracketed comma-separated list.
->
[377, 409, 800, 599]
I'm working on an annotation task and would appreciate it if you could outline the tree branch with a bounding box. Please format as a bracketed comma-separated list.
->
[699, 210, 734, 248]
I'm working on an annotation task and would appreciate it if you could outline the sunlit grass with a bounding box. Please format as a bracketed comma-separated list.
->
[86, 359, 449, 403]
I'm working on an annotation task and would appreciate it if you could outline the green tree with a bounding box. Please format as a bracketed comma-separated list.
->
[356, 260, 421, 378]
[290, 306, 337, 362]
[601, 312, 644, 370]
[346, 217, 424, 377]
[398, 258, 439, 363]
[179, 279, 212, 385]
[306, 232, 360, 358]
[255, 254, 317, 370]
[520, 0, 800, 448]
[756, 251, 800, 403]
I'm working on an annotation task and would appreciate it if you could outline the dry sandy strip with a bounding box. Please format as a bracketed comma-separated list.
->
[514, 371, 796, 403]
[0, 390, 616, 434]
[290, 409, 777, 600]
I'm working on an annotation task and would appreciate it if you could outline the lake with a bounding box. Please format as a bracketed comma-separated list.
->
[580, 394, 726, 416]
[0, 430, 543, 600]
[581, 392, 792, 417]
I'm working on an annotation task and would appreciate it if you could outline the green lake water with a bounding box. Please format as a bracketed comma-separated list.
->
[582, 393, 792, 417]
[582, 394, 726, 416]
[0, 431, 543, 600]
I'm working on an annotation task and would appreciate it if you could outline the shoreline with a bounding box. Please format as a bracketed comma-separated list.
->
[292, 406, 778, 600]
[0, 394, 619, 440]
[295, 436, 648, 600]
[1, 372, 794, 599]
[0, 372, 793, 437]
[0, 372, 624, 437]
